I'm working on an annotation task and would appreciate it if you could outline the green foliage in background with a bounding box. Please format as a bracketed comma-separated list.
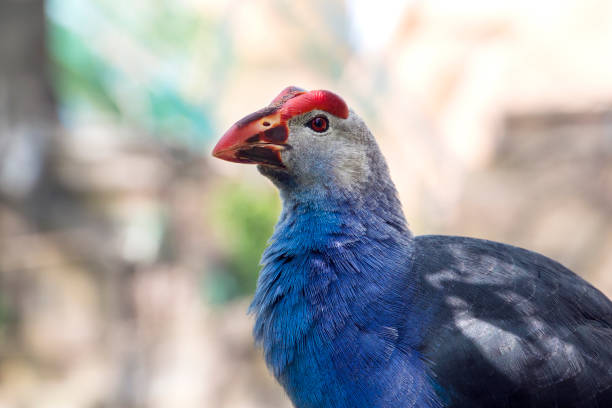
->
[46, 0, 223, 149]
[48, 22, 121, 115]
[207, 183, 280, 304]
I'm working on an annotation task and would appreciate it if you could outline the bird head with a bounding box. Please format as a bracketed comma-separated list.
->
[213, 86, 384, 197]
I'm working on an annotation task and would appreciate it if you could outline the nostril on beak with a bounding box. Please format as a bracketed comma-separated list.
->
[263, 121, 270, 127]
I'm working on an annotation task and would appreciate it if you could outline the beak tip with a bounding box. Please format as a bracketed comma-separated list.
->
[211, 146, 231, 162]
[211, 145, 221, 159]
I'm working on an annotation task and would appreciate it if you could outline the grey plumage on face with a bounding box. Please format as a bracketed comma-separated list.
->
[281, 109, 374, 193]
[330, 111, 373, 189]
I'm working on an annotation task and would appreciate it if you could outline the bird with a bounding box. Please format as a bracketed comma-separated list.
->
[212, 86, 612, 408]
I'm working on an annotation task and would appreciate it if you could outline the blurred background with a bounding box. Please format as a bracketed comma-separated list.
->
[1, 0, 611, 407]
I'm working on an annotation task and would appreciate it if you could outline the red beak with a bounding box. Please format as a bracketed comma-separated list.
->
[212, 109, 289, 167]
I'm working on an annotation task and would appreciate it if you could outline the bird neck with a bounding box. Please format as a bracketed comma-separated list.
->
[267, 165, 414, 279]
[249, 176, 439, 407]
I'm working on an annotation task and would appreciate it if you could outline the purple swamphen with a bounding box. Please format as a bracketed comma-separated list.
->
[212, 87, 612, 408]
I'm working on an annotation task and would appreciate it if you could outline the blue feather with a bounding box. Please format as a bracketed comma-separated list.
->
[249, 180, 444, 408]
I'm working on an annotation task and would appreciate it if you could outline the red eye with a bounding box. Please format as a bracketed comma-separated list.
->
[307, 116, 329, 133]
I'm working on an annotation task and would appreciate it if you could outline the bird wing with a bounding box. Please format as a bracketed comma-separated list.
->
[413, 235, 612, 407]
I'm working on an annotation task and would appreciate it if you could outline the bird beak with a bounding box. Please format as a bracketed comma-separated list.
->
[212, 109, 289, 168]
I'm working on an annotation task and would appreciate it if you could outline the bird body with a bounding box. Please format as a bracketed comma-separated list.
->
[212, 87, 612, 407]
[414, 235, 612, 407]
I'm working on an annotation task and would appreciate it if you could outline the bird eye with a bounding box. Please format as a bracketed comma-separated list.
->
[306, 116, 329, 133]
